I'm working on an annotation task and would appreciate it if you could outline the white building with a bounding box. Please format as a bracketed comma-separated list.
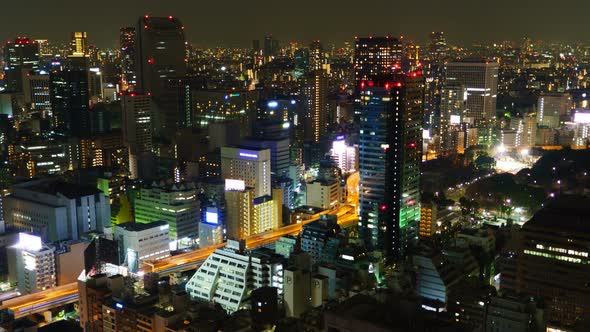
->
[198, 207, 223, 247]
[537, 93, 570, 129]
[185, 240, 283, 313]
[8, 233, 56, 294]
[114, 221, 170, 272]
[3, 179, 110, 242]
[329, 136, 358, 174]
[572, 110, 590, 148]
[306, 180, 341, 210]
[221, 147, 271, 198]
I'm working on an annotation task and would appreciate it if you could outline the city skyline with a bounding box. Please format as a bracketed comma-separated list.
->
[2, 0, 590, 48]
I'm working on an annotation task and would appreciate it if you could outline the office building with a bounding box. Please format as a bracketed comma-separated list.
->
[23, 73, 51, 112]
[78, 274, 124, 331]
[412, 253, 461, 305]
[358, 74, 423, 260]
[241, 137, 290, 178]
[121, 92, 153, 179]
[439, 84, 467, 153]
[70, 32, 87, 56]
[3, 37, 39, 92]
[309, 40, 324, 71]
[306, 180, 341, 210]
[537, 93, 571, 129]
[428, 32, 448, 60]
[445, 60, 499, 126]
[301, 70, 328, 165]
[301, 217, 340, 265]
[221, 147, 271, 199]
[114, 221, 170, 272]
[134, 181, 199, 248]
[198, 207, 223, 247]
[185, 240, 283, 314]
[484, 295, 543, 332]
[329, 135, 358, 174]
[3, 179, 110, 242]
[119, 27, 136, 87]
[7, 233, 56, 294]
[500, 196, 590, 327]
[354, 36, 402, 83]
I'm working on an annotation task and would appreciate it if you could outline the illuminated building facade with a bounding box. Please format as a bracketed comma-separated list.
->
[192, 89, 260, 136]
[302, 69, 327, 144]
[114, 221, 170, 272]
[330, 136, 358, 174]
[445, 60, 499, 127]
[306, 180, 341, 210]
[500, 196, 590, 327]
[439, 84, 467, 153]
[3, 37, 39, 92]
[221, 147, 271, 199]
[358, 74, 423, 260]
[70, 31, 87, 56]
[185, 240, 284, 314]
[121, 92, 152, 179]
[537, 93, 571, 129]
[354, 37, 402, 83]
[7, 233, 56, 294]
[119, 27, 136, 87]
[134, 181, 199, 247]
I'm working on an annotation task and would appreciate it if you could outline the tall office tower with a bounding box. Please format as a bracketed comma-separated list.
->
[185, 240, 284, 314]
[221, 147, 271, 198]
[3, 179, 110, 242]
[358, 74, 424, 260]
[3, 37, 40, 92]
[49, 58, 90, 137]
[537, 92, 571, 129]
[500, 196, 590, 327]
[445, 60, 499, 127]
[134, 181, 199, 248]
[354, 36, 402, 83]
[121, 92, 152, 179]
[302, 70, 328, 144]
[70, 32, 87, 56]
[119, 27, 136, 87]
[241, 137, 290, 178]
[23, 73, 51, 112]
[423, 32, 447, 137]
[7, 233, 56, 294]
[263, 34, 279, 62]
[428, 32, 448, 60]
[135, 15, 187, 136]
[439, 84, 467, 153]
[309, 40, 324, 71]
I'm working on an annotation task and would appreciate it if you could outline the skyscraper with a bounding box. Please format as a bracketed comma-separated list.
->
[135, 15, 187, 137]
[439, 84, 467, 153]
[354, 36, 402, 83]
[428, 32, 448, 61]
[537, 92, 571, 129]
[221, 147, 271, 199]
[358, 73, 424, 260]
[309, 40, 324, 72]
[119, 27, 137, 87]
[445, 60, 499, 126]
[302, 69, 328, 145]
[121, 92, 153, 179]
[3, 37, 40, 92]
[70, 31, 87, 56]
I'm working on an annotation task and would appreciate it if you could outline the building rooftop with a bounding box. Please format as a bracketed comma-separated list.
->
[115, 220, 168, 232]
[16, 179, 102, 198]
[525, 195, 590, 232]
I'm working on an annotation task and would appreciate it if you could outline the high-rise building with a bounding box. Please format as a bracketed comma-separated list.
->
[135, 15, 186, 97]
[3, 37, 40, 92]
[306, 180, 341, 210]
[445, 60, 499, 127]
[221, 147, 271, 199]
[309, 40, 324, 71]
[500, 195, 590, 327]
[135, 15, 187, 137]
[49, 58, 90, 137]
[439, 84, 467, 153]
[119, 27, 136, 87]
[134, 181, 199, 248]
[23, 73, 51, 112]
[354, 36, 402, 83]
[537, 93, 571, 129]
[224, 184, 282, 239]
[3, 179, 110, 242]
[428, 32, 448, 61]
[7, 233, 56, 294]
[185, 240, 283, 313]
[121, 92, 153, 179]
[240, 137, 290, 178]
[302, 70, 328, 144]
[263, 34, 279, 62]
[70, 32, 87, 56]
[329, 135, 358, 174]
[358, 74, 423, 260]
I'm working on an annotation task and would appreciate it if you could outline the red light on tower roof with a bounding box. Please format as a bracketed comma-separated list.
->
[147, 57, 154, 64]
[144, 14, 149, 19]
[380, 204, 387, 211]
[144, 25, 148, 29]
[368, 81, 374, 87]
[169, 15, 173, 19]
[396, 82, 403, 87]
[360, 81, 365, 89]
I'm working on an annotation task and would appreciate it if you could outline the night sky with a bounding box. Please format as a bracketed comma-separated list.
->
[1, 0, 587, 48]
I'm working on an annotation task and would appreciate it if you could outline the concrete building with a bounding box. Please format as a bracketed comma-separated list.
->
[329, 136, 358, 174]
[3, 179, 110, 242]
[121, 92, 153, 179]
[306, 180, 341, 210]
[300, 216, 340, 265]
[134, 181, 199, 248]
[114, 221, 170, 272]
[221, 146, 271, 199]
[7, 233, 56, 294]
[445, 60, 499, 127]
[185, 240, 283, 314]
[240, 137, 290, 178]
[198, 207, 223, 247]
[537, 93, 570, 129]
[78, 273, 124, 331]
[484, 295, 543, 332]
[412, 253, 462, 305]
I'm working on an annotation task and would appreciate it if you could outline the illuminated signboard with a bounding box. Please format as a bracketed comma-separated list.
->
[267, 101, 279, 108]
[225, 179, 246, 191]
[336, 135, 345, 140]
[18, 233, 42, 252]
[574, 112, 590, 124]
[239, 151, 258, 159]
[450, 115, 461, 125]
[206, 209, 219, 225]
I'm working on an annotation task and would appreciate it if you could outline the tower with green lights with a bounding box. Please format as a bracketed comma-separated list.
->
[358, 73, 424, 261]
